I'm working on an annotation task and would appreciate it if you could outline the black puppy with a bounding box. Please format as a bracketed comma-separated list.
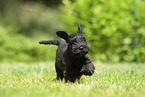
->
[39, 24, 95, 82]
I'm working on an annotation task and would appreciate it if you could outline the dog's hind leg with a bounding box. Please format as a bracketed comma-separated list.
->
[55, 63, 64, 80]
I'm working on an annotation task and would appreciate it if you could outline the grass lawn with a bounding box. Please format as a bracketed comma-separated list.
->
[0, 62, 145, 97]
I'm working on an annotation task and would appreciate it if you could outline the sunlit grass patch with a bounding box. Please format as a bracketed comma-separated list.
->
[0, 62, 145, 97]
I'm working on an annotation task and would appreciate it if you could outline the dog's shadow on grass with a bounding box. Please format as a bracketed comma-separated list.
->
[51, 77, 85, 84]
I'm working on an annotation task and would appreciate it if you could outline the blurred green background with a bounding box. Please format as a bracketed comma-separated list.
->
[0, 0, 145, 63]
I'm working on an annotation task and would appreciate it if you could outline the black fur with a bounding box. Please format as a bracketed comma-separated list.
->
[39, 24, 95, 82]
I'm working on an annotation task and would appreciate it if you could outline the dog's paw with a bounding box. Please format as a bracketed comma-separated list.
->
[80, 69, 94, 76]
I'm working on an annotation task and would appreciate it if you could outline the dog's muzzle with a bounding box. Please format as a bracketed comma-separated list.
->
[73, 45, 89, 56]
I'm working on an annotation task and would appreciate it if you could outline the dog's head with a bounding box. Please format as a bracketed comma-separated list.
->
[57, 24, 89, 58]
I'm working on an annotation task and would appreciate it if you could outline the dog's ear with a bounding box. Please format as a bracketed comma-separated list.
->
[77, 24, 82, 34]
[56, 31, 69, 42]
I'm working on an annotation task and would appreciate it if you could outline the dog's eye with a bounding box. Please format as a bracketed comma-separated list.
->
[70, 41, 76, 45]
[83, 38, 86, 42]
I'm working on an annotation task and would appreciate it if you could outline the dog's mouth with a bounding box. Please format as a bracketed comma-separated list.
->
[73, 50, 88, 57]
[79, 52, 86, 57]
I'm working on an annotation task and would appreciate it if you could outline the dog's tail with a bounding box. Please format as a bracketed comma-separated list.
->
[39, 40, 64, 46]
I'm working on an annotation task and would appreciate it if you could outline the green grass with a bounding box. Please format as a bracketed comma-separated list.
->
[0, 62, 145, 97]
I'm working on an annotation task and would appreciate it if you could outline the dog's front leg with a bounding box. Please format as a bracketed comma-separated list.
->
[80, 63, 95, 76]
[64, 71, 75, 83]
[80, 56, 95, 76]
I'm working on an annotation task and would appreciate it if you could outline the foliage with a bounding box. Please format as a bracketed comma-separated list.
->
[0, 1, 61, 62]
[0, 0, 61, 37]
[0, 62, 145, 97]
[23, 0, 63, 6]
[61, 0, 145, 62]
[0, 25, 57, 62]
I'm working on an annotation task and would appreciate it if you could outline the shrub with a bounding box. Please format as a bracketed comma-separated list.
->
[61, 0, 145, 62]
[0, 1, 61, 37]
[0, 25, 56, 62]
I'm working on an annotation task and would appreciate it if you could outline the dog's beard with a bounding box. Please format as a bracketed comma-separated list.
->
[72, 48, 89, 57]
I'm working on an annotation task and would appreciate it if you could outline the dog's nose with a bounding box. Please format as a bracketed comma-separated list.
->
[79, 46, 84, 50]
